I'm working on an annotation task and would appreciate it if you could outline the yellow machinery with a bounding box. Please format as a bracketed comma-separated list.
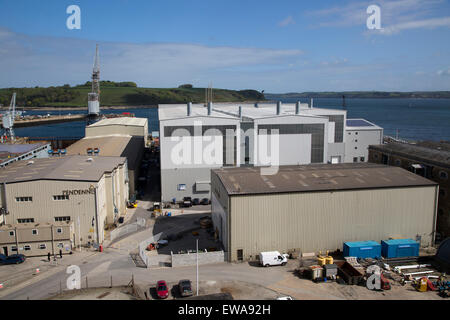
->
[417, 277, 428, 292]
[318, 251, 334, 266]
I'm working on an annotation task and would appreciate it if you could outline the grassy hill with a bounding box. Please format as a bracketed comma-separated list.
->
[0, 82, 265, 108]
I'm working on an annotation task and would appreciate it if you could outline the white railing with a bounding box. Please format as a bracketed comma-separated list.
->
[110, 218, 147, 242]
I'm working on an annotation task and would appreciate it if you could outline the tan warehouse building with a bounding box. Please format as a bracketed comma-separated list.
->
[85, 117, 149, 146]
[211, 163, 439, 262]
[0, 222, 74, 257]
[0, 155, 128, 247]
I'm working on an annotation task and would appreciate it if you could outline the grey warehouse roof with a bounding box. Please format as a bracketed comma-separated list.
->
[0, 155, 126, 183]
[369, 142, 450, 168]
[212, 163, 437, 196]
[87, 117, 148, 127]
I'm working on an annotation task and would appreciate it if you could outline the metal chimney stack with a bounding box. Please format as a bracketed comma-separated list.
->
[207, 102, 212, 115]
[295, 101, 301, 114]
[310, 98, 314, 109]
[254, 102, 259, 108]
[238, 106, 242, 119]
[187, 102, 192, 116]
[276, 101, 282, 115]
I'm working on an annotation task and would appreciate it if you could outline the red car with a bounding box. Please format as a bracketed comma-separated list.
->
[156, 280, 169, 299]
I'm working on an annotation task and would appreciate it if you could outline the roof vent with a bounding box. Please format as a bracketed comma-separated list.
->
[27, 161, 34, 165]
[238, 106, 242, 119]
[87, 158, 94, 162]
[276, 101, 282, 115]
[310, 98, 314, 108]
[295, 101, 301, 114]
[187, 102, 192, 116]
[207, 102, 212, 116]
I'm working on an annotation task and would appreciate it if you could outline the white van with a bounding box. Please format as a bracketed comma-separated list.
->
[259, 251, 289, 267]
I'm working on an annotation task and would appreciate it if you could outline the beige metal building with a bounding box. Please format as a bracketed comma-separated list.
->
[0, 155, 128, 247]
[211, 163, 439, 262]
[66, 135, 144, 195]
[85, 117, 149, 146]
[0, 222, 74, 257]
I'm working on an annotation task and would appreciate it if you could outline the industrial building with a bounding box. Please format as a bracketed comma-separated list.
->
[210, 163, 438, 262]
[0, 155, 128, 246]
[158, 102, 383, 202]
[369, 141, 450, 239]
[0, 222, 74, 257]
[344, 119, 383, 163]
[66, 117, 148, 196]
[85, 117, 149, 146]
[0, 142, 51, 168]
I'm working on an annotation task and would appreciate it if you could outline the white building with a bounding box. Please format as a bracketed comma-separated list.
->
[344, 119, 383, 163]
[158, 102, 382, 202]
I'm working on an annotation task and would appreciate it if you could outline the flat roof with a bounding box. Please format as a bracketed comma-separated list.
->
[369, 142, 450, 168]
[0, 155, 126, 184]
[158, 104, 239, 121]
[87, 117, 148, 128]
[346, 119, 382, 130]
[66, 135, 143, 169]
[212, 163, 437, 196]
[0, 143, 48, 161]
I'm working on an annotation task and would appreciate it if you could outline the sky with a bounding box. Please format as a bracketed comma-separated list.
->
[1, 0, 450, 92]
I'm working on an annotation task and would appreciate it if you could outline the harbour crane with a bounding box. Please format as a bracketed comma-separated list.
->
[2, 92, 17, 142]
[88, 44, 100, 117]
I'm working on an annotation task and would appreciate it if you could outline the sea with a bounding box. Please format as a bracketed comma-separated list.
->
[13, 98, 450, 142]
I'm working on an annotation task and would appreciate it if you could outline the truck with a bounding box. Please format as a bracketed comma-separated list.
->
[259, 251, 289, 267]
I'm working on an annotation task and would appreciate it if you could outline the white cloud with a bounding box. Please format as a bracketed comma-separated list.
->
[437, 67, 450, 76]
[306, 0, 450, 35]
[0, 28, 303, 89]
[278, 16, 295, 27]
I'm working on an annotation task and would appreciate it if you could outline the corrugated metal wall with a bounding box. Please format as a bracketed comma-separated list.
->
[228, 186, 437, 261]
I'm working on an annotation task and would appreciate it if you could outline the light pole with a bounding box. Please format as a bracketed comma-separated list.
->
[196, 238, 199, 296]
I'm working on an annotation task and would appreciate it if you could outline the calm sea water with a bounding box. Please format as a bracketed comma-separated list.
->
[14, 98, 450, 142]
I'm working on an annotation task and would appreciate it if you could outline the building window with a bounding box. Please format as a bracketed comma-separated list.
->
[360, 157, 365, 162]
[395, 159, 401, 166]
[355, 132, 358, 135]
[9, 231, 14, 236]
[355, 139, 358, 142]
[11, 246, 17, 252]
[54, 216, 71, 222]
[38, 244, 46, 250]
[32, 229, 38, 235]
[177, 184, 186, 191]
[353, 157, 358, 163]
[15, 197, 32, 202]
[57, 243, 64, 248]
[18, 218, 35, 224]
[24, 245, 31, 251]
[53, 195, 69, 201]
[439, 171, 448, 180]
[56, 228, 63, 234]
[354, 147, 358, 150]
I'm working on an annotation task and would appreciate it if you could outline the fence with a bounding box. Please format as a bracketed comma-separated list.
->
[110, 218, 146, 242]
[138, 232, 163, 268]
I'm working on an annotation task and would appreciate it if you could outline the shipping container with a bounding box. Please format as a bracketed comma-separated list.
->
[381, 239, 419, 258]
[343, 241, 381, 258]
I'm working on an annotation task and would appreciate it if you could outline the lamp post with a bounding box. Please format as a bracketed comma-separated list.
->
[196, 238, 199, 296]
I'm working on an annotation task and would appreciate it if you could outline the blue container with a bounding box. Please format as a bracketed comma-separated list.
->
[381, 239, 419, 258]
[343, 241, 381, 259]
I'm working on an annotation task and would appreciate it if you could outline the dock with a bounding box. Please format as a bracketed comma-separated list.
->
[4, 114, 88, 128]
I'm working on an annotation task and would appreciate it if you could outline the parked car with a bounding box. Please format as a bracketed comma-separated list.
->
[259, 251, 289, 267]
[192, 198, 200, 206]
[200, 198, 210, 205]
[178, 279, 193, 297]
[182, 197, 192, 208]
[155, 280, 169, 299]
[0, 254, 26, 265]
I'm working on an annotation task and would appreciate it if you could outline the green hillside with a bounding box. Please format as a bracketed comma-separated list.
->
[0, 82, 265, 108]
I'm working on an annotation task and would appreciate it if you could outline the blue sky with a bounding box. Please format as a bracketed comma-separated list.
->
[1, 0, 450, 92]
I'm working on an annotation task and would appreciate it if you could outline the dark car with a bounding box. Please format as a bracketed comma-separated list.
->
[182, 197, 192, 208]
[192, 198, 200, 206]
[178, 279, 193, 297]
[155, 280, 169, 299]
[200, 198, 210, 205]
[0, 254, 26, 265]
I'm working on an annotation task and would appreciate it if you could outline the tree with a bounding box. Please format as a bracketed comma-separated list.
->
[178, 84, 193, 89]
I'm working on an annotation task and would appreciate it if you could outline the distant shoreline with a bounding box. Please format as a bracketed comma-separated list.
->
[5, 105, 158, 111]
